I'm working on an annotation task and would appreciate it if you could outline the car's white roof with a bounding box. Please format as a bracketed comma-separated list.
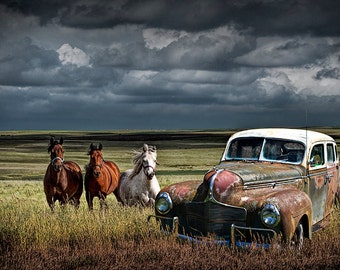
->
[228, 128, 334, 145]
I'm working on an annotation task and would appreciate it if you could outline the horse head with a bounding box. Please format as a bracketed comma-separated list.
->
[48, 137, 64, 172]
[88, 143, 104, 178]
[140, 144, 158, 180]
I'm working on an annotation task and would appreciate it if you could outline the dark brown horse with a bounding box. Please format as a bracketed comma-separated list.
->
[85, 143, 120, 210]
[43, 137, 83, 210]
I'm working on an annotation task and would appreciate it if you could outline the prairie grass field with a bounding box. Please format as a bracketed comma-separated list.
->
[0, 128, 339, 269]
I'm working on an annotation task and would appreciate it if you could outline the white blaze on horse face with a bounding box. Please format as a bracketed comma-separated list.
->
[91, 150, 103, 178]
[51, 145, 64, 172]
[143, 160, 155, 179]
[142, 151, 157, 180]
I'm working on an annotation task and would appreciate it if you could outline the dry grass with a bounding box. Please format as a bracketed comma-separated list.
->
[0, 202, 339, 269]
[0, 129, 340, 269]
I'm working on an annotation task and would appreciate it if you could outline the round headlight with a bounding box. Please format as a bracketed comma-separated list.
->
[155, 192, 173, 214]
[261, 203, 281, 228]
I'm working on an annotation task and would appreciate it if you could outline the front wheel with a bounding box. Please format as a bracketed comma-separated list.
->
[335, 191, 340, 207]
[290, 222, 304, 250]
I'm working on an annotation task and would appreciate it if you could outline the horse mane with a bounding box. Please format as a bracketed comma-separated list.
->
[129, 144, 157, 179]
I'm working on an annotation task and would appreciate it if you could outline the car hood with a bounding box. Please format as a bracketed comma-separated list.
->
[212, 161, 305, 186]
[160, 161, 306, 206]
[201, 161, 306, 206]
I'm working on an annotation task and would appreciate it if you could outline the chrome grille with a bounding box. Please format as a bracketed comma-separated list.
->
[183, 201, 247, 237]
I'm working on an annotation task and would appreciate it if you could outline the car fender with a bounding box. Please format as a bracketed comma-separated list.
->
[160, 180, 208, 205]
[264, 188, 312, 241]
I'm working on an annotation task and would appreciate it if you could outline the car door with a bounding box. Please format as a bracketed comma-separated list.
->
[324, 142, 339, 216]
[307, 143, 328, 224]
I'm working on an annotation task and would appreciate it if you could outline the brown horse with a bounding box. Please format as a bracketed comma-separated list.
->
[43, 137, 83, 210]
[85, 143, 120, 210]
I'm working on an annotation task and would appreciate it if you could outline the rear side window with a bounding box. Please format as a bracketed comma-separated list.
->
[327, 143, 335, 163]
[310, 144, 324, 166]
[335, 145, 338, 161]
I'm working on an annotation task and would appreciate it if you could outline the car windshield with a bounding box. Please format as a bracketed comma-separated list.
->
[226, 138, 305, 163]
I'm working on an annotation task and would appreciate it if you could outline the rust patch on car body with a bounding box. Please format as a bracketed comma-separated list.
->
[166, 180, 204, 204]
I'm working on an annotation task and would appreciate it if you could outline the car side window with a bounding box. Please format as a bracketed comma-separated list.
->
[310, 144, 324, 166]
[335, 145, 338, 161]
[327, 144, 335, 163]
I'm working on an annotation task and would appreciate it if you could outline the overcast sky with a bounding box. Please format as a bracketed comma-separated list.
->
[0, 0, 339, 131]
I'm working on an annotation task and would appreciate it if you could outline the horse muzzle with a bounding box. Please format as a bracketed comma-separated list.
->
[144, 166, 155, 180]
[93, 170, 101, 178]
[53, 164, 63, 172]
[147, 172, 155, 180]
[51, 157, 64, 172]
[92, 164, 102, 178]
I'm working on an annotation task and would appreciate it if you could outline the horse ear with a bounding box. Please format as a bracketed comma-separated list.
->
[99, 143, 103, 150]
[48, 137, 55, 153]
[87, 143, 93, 155]
[89, 143, 94, 151]
[143, 144, 148, 152]
[59, 137, 63, 145]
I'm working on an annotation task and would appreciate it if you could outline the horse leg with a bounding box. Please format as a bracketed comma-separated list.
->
[73, 175, 83, 210]
[49, 201, 55, 212]
[59, 193, 69, 209]
[114, 188, 123, 203]
[99, 192, 108, 210]
[140, 193, 154, 207]
[70, 196, 80, 209]
[45, 194, 55, 211]
[147, 198, 155, 207]
[86, 191, 94, 210]
[74, 197, 80, 209]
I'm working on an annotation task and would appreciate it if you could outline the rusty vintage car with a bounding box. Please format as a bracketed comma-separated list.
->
[152, 128, 339, 248]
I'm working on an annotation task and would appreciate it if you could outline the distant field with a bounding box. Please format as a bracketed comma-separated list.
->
[0, 129, 233, 184]
[0, 128, 340, 269]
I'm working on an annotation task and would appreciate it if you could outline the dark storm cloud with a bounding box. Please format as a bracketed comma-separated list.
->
[3, 0, 340, 35]
[315, 68, 340, 80]
[0, 37, 59, 86]
[0, 0, 339, 130]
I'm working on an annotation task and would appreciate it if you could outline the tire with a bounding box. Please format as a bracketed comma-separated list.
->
[291, 222, 304, 250]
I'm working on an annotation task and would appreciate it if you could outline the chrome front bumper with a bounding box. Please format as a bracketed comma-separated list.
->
[148, 215, 278, 249]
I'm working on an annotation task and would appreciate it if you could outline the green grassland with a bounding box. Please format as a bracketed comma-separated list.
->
[0, 129, 339, 269]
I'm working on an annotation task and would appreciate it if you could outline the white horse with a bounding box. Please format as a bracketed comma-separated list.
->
[117, 144, 160, 207]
